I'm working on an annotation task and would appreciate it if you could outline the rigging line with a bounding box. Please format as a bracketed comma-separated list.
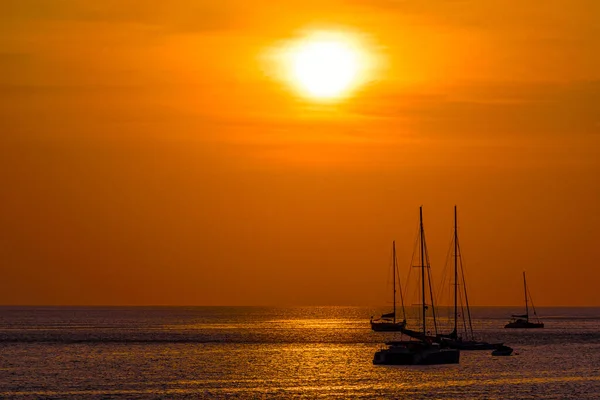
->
[402, 224, 419, 304]
[435, 231, 454, 304]
[437, 227, 456, 329]
[459, 290, 468, 338]
[403, 222, 420, 320]
[395, 247, 407, 322]
[386, 244, 394, 305]
[527, 284, 539, 320]
[426, 262, 439, 335]
[457, 239, 474, 338]
[422, 229, 438, 335]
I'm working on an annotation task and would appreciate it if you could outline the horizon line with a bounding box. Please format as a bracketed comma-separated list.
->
[0, 304, 598, 308]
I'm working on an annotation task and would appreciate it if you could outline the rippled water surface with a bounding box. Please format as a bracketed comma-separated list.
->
[1, 306, 599, 398]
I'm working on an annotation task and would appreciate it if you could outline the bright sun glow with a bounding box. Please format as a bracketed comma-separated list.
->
[270, 30, 375, 101]
[290, 39, 360, 99]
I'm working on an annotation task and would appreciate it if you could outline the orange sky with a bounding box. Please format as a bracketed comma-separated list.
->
[1, 0, 599, 306]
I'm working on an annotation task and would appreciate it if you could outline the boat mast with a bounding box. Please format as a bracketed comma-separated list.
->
[454, 205, 458, 338]
[420, 206, 426, 335]
[523, 271, 529, 321]
[392, 241, 396, 324]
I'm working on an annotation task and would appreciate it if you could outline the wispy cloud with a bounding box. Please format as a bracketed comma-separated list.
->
[350, 80, 600, 140]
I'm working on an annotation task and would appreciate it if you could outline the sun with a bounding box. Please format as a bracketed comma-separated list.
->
[290, 39, 360, 99]
[269, 30, 374, 101]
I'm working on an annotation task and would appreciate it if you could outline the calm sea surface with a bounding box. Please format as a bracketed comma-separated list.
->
[0, 306, 599, 399]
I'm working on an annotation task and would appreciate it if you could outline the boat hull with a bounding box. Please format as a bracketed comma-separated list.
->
[504, 320, 544, 329]
[371, 321, 406, 332]
[373, 343, 460, 365]
[492, 345, 514, 356]
[439, 338, 503, 350]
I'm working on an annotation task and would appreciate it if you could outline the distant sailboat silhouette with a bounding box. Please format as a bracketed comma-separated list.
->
[505, 272, 544, 329]
[436, 206, 503, 350]
[371, 241, 407, 332]
[373, 207, 460, 365]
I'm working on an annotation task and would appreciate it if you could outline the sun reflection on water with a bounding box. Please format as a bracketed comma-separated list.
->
[2, 307, 600, 398]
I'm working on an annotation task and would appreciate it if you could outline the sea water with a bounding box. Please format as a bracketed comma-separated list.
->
[0, 306, 599, 399]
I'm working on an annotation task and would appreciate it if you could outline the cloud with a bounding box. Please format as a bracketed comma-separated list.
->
[350, 80, 600, 140]
[1, 0, 371, 35]
[1, 0, 246, 32]
[345, 0, 600, 29]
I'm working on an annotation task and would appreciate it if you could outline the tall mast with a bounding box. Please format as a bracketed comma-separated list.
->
[523, 271, 529, 321]
[454, 205, 458, 337]
[420, 206, 426, 335]
[392, 241, 396, 324]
